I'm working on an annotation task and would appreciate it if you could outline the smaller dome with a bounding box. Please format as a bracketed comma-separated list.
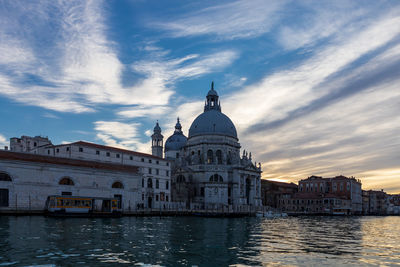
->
[165, 118, 187, 152]
[153, 121, 161, 133]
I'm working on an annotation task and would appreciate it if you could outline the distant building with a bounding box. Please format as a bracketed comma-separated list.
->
[280, 175, 362, 215]
[260, 180, 298, 208]
[362, 190, 388, 215]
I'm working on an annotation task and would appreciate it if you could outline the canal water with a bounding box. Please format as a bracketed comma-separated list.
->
[0, 216, 399, 266]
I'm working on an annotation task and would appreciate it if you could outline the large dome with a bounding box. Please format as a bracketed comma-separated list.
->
[189, 110, 237, 139]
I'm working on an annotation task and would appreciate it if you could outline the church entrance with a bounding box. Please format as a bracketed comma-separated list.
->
[148, 197, 152, 209]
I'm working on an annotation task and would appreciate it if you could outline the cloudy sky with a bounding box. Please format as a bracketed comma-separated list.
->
[0, 0, 399, 192]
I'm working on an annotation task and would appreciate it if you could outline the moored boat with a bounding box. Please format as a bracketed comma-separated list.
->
[45, 195, 122, 217]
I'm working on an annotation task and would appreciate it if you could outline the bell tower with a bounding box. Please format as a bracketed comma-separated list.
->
[151, 121, 163, 158]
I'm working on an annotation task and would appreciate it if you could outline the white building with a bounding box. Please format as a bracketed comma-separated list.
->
[3, 135, 172, 212]
[162, 83, 262, 209]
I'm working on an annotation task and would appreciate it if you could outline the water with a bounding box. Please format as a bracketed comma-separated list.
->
[0, 216, 399, 266]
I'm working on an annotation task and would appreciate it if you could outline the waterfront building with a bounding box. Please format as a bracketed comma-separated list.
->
[279, 175, 362, 215]
[3, 135, 172, 212]
[0, 150, 141, 212]
[260, 180, 298, 208]
[162, 83, 263, 209]
[362, 190, 388, 215]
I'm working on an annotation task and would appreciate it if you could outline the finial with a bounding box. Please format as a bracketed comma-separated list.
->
[177, 117, 180, 123]
[211, 81, 214, 90]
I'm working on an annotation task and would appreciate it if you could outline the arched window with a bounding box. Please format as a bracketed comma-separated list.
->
[216, 150, 222, 164]
[166, 181, 169, 190]
[207, 150, 213, 164]
[209, 174, 223, 182]
[59, 177, 74, 185]
[0, 172, 12, 181]
[147, 178, 153, 188]
[177, 175, 185, 183]
[112, 181, 124, 189]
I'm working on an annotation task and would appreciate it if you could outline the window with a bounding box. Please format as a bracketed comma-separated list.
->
[59, 177, 74, 185]
[156, 179, 159, 189]
[96, 150, 100, 155]
[166, 195, 169, 202]
[47, 150, 50, 155]
[130, 156, 133, 160]
[166, 162, 169, 166]
[112, 181, 124, 189]
[149, 159, 152, 163]
[34, 142, 37, 147]
[142, 194, 144, 201]
[106, 152, 110, 157]
[149, 168, 152, 174]
[79, 147, 83, 152]
[177, 175, 185, 183]
[156, 161, 159, 165]
[61, 191, 72, 196]
[156, 169, 159, 175]
[176, 152, 179, 158]
[66, 147, 70, 151]
[142, 178, 144, 187]
[56, 148, 59, 153]
[216, 150, 222, 164]
[116, 154, 120, 158]
[200, 187, 205, 197]
[208, 174, 223, 182]
[0, 173, 12, 182]
[166, 181, 169, 190]
[156, 195, 159, 201]
[166, 170, 169, 176]
[141, 158, 144, 162]
[207, 150, 213, 164]
[0, 189, 9, 207]
[147, 178, 153, 188]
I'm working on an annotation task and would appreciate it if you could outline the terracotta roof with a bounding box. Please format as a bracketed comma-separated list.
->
[0, 150, 140, 173]
[57, 141, 164, 160]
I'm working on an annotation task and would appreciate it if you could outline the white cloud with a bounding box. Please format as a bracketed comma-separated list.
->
[0, 134, 8, 149]
[151, 0, 287, 40]
[0, 1, 238, 113]
[223, 11, 400, 131]
[94, 121, 152, 153]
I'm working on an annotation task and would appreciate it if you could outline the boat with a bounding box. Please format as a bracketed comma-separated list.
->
[45, 195, 122, 217]
[256, 210, 288, 218]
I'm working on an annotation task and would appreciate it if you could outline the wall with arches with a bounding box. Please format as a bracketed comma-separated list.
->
[0, 155, 144, 212]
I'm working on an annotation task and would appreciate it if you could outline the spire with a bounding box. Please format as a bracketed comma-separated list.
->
[174, 117, 183, 134]
[204, 81, 221, 112]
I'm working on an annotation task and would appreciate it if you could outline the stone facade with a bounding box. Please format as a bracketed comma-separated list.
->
[161, 84, 262, 209]
[0, 150, 142, 212]
[6, 136, 172, 211]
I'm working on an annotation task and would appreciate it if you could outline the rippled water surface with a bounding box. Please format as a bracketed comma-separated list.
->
[0, 216, 400, 266]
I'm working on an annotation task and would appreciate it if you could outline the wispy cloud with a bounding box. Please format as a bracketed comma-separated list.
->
[215, 11, 400, 192]
[0, 1, 238, 113]
[150, 0, 286, 40]
[94, 121, 151, 152]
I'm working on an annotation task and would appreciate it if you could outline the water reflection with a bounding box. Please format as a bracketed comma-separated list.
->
[0, 216, 399, 266]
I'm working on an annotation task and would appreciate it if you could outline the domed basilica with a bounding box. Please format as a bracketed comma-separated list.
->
[151, 83, 262, 209]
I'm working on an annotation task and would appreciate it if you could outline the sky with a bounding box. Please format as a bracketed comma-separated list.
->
[0, 0, 399, 192]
